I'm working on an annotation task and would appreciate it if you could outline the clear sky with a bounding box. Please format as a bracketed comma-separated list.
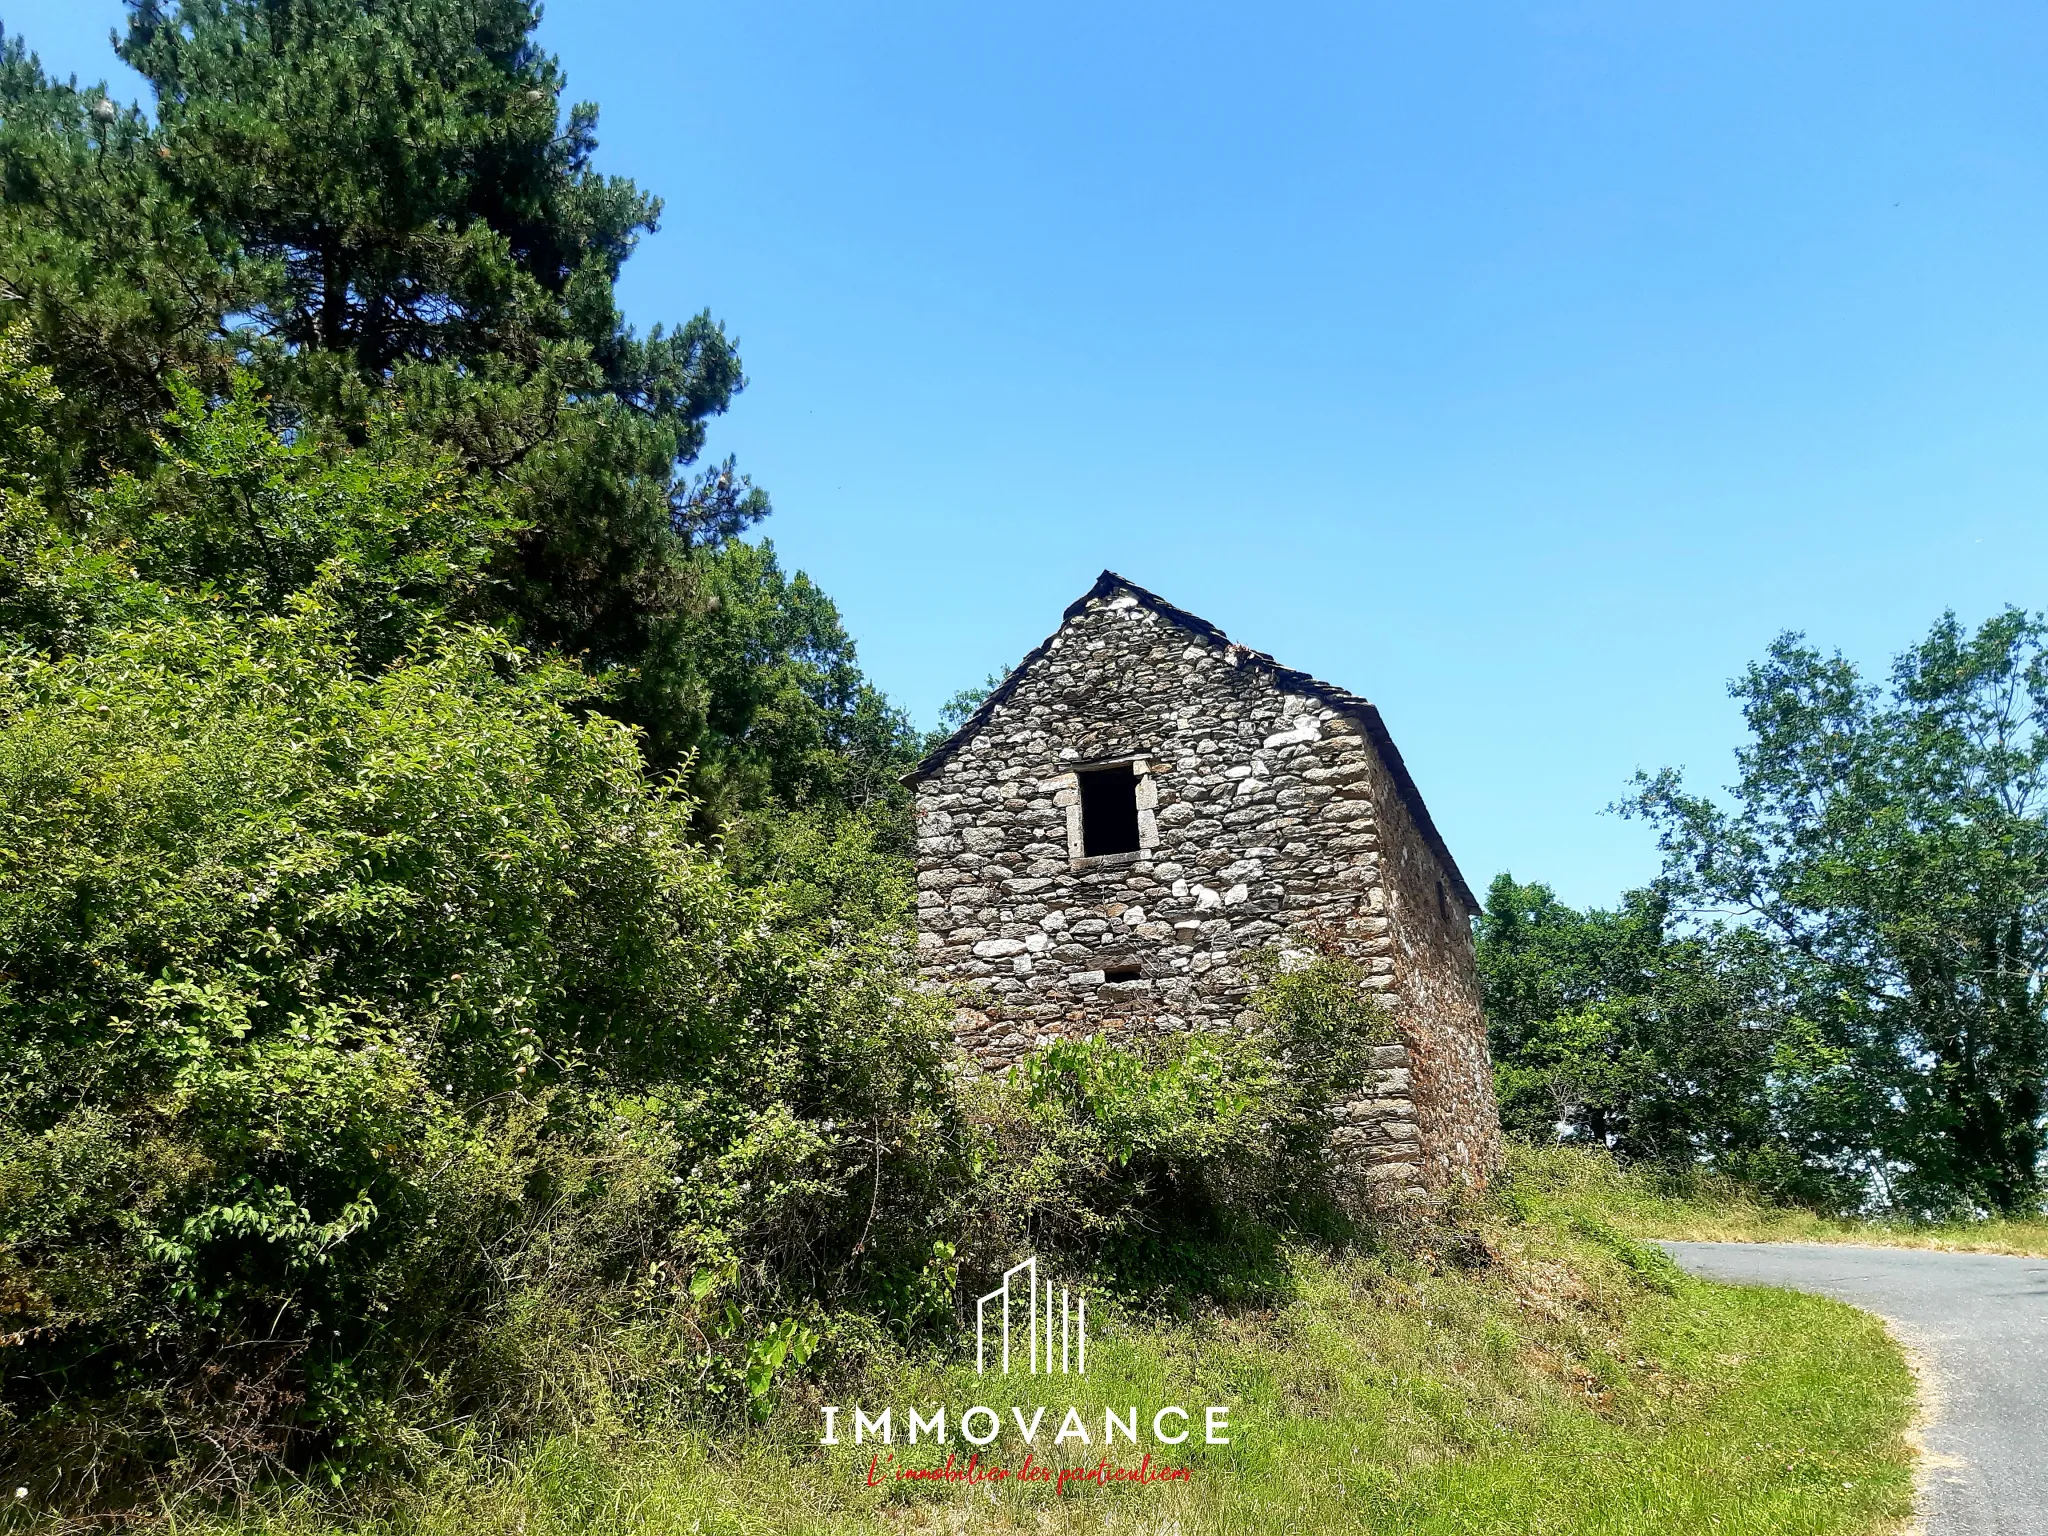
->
[12, 1, 2048, 907]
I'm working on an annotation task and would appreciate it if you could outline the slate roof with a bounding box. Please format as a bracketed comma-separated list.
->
[904, 571, 1480, 914]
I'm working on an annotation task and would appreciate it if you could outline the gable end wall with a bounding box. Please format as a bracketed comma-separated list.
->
[912, 586, 1500, 1199]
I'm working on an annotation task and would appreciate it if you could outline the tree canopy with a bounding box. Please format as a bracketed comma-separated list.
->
[1629, 611, 2048, 1215]
[1476, 877, 1811, 1194]
[0, 0, 917, 815]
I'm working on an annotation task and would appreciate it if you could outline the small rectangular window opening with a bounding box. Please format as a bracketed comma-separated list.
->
[1436, 879, 1451, 921]
[1078, 764, 1141, 856]
[1102, 966, 1142, 984]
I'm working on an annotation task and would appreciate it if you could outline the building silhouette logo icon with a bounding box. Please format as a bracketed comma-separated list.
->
[974, 1255, 1086, 1375]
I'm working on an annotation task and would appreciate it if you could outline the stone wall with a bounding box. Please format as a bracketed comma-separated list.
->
[1366, 740, 1504, 1189]
[910, 576, 1499, 1198]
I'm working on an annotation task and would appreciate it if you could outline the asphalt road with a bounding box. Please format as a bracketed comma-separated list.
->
[1662, 1241, 2048, 1536]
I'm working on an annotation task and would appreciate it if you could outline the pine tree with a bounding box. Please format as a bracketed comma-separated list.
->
[0, 2, 918, 811]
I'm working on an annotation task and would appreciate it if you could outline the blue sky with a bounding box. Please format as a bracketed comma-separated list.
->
[12, 1, 2048, 907]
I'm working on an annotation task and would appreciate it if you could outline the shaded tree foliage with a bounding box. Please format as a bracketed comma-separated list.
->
[0, 34, 249, 486]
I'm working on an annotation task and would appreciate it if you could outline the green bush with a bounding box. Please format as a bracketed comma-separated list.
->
[0, 399, 956, 1501]
[975, 949, 1390, 1299]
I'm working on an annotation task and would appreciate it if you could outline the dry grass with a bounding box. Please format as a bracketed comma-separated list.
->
[1511, 1141, 2048, 1257]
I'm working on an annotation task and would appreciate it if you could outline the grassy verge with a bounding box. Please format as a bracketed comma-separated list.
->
[1513, 1141, 2048, 1257]
[140, 1164, 1915, 1536]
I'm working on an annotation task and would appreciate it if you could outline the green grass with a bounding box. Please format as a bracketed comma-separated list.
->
[1513, 1140, 2048, 1257]
[136, 1157, 1917, 1536]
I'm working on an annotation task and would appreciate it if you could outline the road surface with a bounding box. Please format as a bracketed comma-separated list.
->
[1662, 1241, 2048, 1536]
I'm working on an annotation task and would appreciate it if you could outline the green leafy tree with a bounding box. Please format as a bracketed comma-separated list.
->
[1630, 610, 2048, 1214]
[1476, 876, 1805, 1193]
[678, 540, 918, 826]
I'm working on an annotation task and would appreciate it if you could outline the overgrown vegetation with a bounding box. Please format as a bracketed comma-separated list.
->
[45, 1149, 1915, 1536]
[0, 5, 1385, 1510]
[0, 372, 932, 1497]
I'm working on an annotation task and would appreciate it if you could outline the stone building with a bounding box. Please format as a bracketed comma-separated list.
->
[906, 572, 1501, 1196]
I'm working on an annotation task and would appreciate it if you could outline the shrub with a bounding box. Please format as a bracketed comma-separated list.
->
[975, 949, 1391, 1299]
[0, 451, 950, 1505]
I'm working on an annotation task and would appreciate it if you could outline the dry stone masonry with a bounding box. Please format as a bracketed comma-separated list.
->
[907, 572, 1502, 1199]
